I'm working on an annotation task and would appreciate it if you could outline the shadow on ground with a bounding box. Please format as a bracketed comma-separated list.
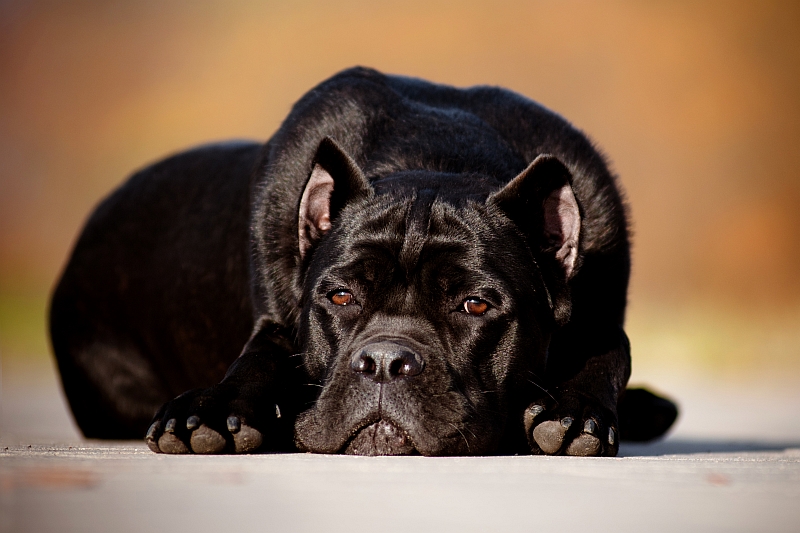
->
[620, 438, 800, 456]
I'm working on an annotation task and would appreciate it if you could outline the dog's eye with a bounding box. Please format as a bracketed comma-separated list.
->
[329, 290, 354, 306]
[462, 297, 489, 316]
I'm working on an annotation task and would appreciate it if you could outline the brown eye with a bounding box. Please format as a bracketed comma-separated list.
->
[330, 290, 354, 306]
[463, 298, 489, 316]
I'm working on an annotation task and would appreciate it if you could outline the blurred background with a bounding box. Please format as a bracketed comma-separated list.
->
[1, 0, 799, 440]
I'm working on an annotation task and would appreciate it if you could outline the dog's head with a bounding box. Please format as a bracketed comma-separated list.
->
[293, 138, 581, 455]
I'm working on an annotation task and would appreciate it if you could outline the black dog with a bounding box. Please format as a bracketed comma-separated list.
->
[50, 67, 677, 456]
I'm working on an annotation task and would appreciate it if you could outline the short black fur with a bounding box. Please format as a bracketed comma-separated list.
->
[50, 67, 677, 456]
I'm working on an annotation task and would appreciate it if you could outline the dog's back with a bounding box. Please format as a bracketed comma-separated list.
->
[50, 141, 260, 437]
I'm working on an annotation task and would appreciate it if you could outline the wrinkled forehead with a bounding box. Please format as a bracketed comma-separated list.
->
[366, 171, 507, 254]
[332, 181, 510, 279]
[370, 171, 503, 205]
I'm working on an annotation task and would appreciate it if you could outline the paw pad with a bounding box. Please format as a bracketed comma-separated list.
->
[158, 432, 190, 454]
[565, 433, 601, 456]
[233, 425, 263, 453]
[189, 425, 226, 454]
[532, 420, 569, 454]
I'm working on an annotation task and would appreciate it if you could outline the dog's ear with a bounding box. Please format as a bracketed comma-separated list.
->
[489, 155, 581, 325]
[298, 137, 372, 258]
[489, 154, 581, 278]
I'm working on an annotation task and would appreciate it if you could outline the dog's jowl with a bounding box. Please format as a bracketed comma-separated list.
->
[50, 67, 677, 456]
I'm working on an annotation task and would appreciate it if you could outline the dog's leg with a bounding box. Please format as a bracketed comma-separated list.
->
[145, 322, 307, 454]
[50, 270, 173, 439]
[490, 155, 635, 456]
[524, 322, 630, 457]
[616, 387, 679, 442]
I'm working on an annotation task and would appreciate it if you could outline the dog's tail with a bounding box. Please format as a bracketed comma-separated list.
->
[617, 387, 679, 442]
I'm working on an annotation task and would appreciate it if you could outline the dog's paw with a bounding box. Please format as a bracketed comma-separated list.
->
[523, 394, 619, 457]
[145, 383, 282, 454]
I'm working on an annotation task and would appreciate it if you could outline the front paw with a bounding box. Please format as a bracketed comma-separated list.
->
[145, 383, 283, 454]
[523, 393, 619, 457]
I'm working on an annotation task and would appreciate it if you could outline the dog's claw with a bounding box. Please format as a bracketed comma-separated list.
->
[186, 415, 200, 431]
[584, 419, 597, 435]
[145, 421, 161, 453]
[560, 417, 573, 429]
[528, 405, 544, 417]
[227, 416, 241, 434]
[608, 427, 616, 446]
[165, 418, 177, 433]
[523, 404, 545, 434]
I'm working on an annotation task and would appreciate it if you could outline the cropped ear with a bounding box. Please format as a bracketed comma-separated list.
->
[489, 155, 581, 325]
[298, 137, 372, 258]
[489, 154, 581, 278]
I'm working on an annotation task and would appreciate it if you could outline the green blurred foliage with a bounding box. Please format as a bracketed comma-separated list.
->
[0, 289, 50, 362]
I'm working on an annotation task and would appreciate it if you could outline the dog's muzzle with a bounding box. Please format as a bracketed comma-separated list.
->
[338, 340, 424, 455]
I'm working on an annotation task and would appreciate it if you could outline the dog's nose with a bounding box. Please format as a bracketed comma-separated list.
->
[350, 341, 424, 381]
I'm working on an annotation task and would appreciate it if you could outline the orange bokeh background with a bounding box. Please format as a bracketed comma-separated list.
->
[1, 0, 798, 379]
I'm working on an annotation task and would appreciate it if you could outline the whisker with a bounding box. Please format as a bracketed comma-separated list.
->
[450, 423, 470, 452]
[463, 425, 478, 441]
[523, 371, 556, 403]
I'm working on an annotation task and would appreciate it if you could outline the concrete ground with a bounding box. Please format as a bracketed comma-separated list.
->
[2, 357, 799, 533]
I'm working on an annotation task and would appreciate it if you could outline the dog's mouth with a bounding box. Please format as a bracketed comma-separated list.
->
[342, 419, 418, 456]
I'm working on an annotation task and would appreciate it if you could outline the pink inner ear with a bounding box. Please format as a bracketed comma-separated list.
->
[544, 183, 581, 278]
[298, 164, 334, 257]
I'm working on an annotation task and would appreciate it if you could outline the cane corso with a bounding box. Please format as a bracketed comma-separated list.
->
[50, 67, 677, 456]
